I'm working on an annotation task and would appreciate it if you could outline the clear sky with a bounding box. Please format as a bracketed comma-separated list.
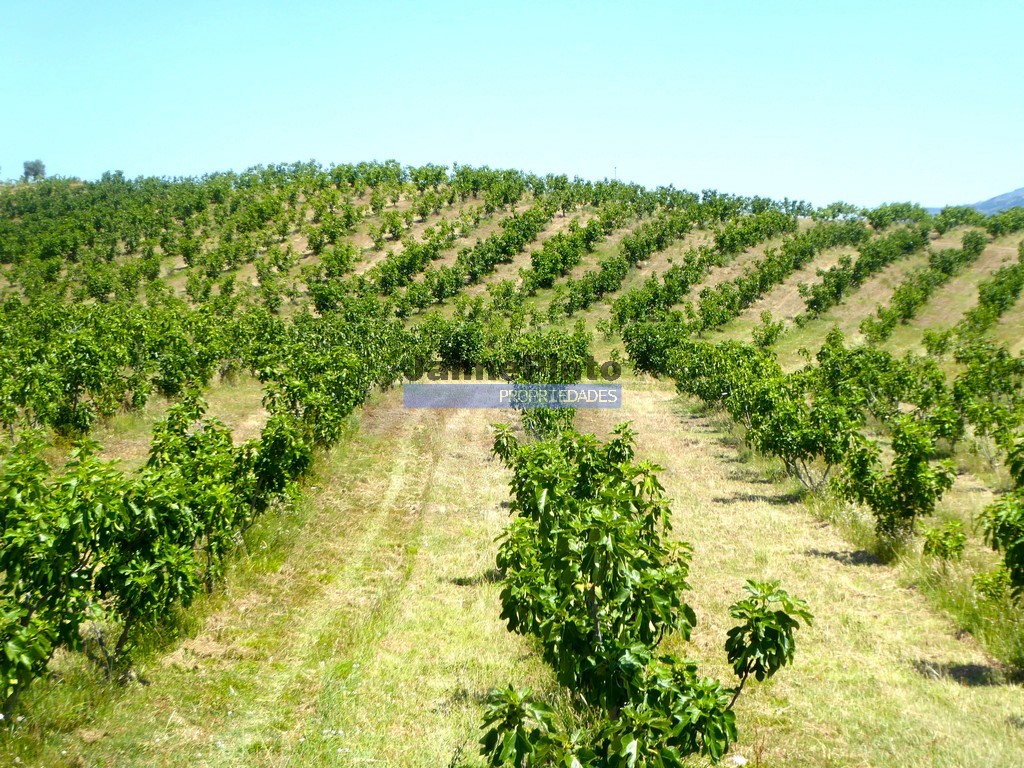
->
[2, 0, 1021, 207]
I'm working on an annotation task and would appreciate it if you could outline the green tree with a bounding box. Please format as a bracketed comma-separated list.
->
[22, 159, 45, 181]
[483, 425, 811, 765]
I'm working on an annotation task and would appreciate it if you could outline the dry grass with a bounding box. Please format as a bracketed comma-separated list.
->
[6, 217, 1024, 765]
[708, 243, 859, 344]
[0, 391, 549, 767]
[6, 372, 1024, 766]
[581, 379, 1024, 767]
[773, 250, 934, 370]
[460, 208, 596, 298]
[881, 237, 1022, 357]
[89, 374, 267, 472]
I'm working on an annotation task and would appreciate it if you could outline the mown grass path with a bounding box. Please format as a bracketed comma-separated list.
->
[582, 381, 1024, 768]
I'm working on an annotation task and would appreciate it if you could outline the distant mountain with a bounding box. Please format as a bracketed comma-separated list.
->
[971, 187, 1024, 215]
[928, 187, 1024, 215]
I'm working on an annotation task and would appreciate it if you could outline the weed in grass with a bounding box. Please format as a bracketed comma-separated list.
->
[902, 550, 1024, 670]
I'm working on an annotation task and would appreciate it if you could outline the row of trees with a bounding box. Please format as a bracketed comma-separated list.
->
[950, 240, 1024, 337]
[1, 250, 637, 715]
[382, 180, 667, 318]
[555, 207, 698, 316]
[519, 206, 631, 292]
[798, 224, 932, 317]
[617, 220, 870, 376]
[611, 217, 862, 330]
[860, 231, 988, 343]
[0, 294, 416, 715]
[553, 194, 811, 318]
[797, 204, 1024, 322]
[623, 316, 1024, 595]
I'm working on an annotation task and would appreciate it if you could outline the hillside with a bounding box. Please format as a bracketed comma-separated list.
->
[928, 186, 1024, 215]
[1, 164, 1023, 767]
[974, 187, 1024, 215]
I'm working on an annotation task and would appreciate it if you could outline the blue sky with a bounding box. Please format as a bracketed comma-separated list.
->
[2, 0, 1021, 207]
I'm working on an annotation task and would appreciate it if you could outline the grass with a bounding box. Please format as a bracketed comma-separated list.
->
[771, 249, 933, 369]
[901, 552, 1024, 672]
[672, 387, 1024, 675]
[706, 243, 859, 347]
[6, 373, 1024, 766]
[0, 390, 551, 767]
[87, 373, 267, 472]
[5, 218, 1024, 765]
[880, 235, 1022, 357]
[578, 381, 1024, 767]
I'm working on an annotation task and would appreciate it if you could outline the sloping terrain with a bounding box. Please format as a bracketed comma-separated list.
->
[2, 167, 1023, 767]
